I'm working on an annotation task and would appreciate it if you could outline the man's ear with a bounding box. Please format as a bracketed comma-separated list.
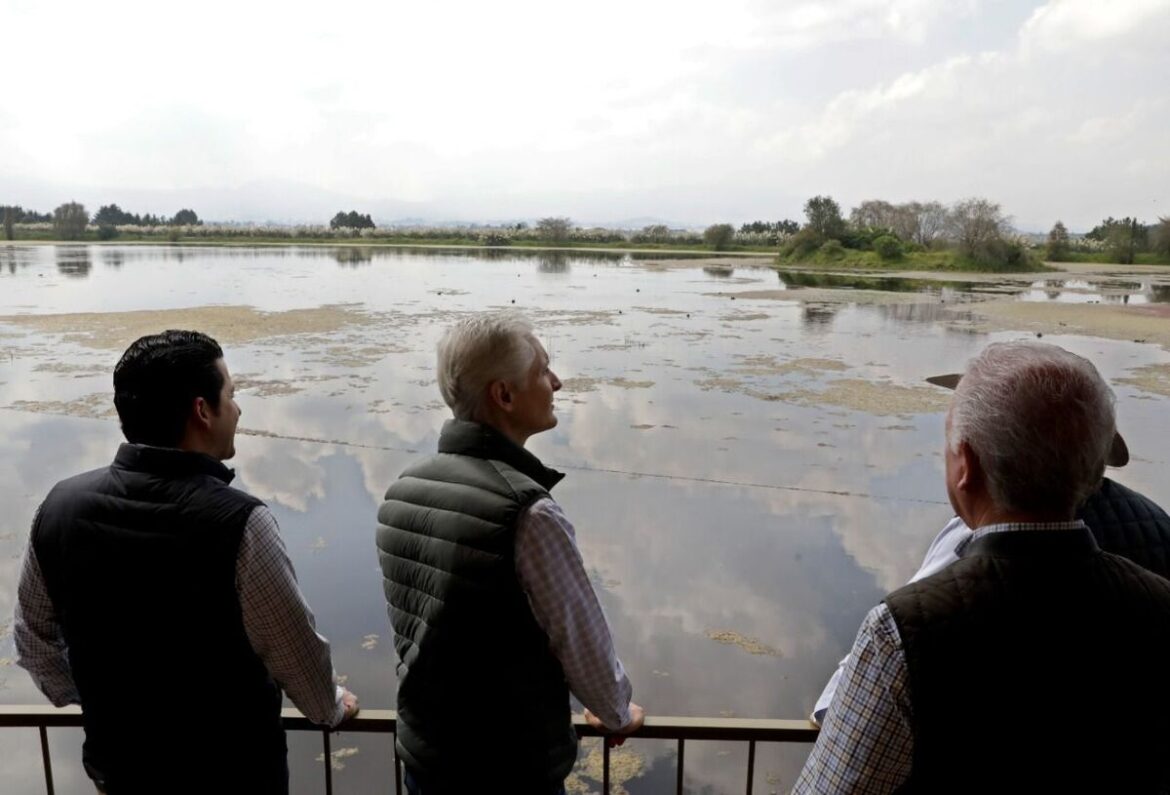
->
[956, 441, 981, 495]
[486, 380, 514, 414]
[192, 396, 214, 430]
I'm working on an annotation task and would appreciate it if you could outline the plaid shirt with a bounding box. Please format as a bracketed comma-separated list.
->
[515, 497, 633, 730]
[794, 521, 1086, 794]
[15, 505, 345, 726]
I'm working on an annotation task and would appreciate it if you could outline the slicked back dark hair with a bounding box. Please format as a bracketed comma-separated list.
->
[113, 330, 225, 447]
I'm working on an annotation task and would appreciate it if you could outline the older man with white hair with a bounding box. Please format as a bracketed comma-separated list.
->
[376, 312, 643, 794]
[794, 341, 1170, 794]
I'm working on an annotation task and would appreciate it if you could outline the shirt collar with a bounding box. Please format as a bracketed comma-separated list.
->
[954, 519, 1087, 556]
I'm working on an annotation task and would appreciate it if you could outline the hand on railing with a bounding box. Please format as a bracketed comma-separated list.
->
[584, 702, 645, 747]
[340, 688, 360, 723]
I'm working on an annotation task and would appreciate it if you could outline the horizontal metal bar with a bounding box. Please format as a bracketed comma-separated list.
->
[0, 705, 819, 744]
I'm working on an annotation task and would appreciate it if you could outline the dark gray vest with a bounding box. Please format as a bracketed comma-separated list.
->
[33, 444, 285, 794]
[1079, 477, 1170, 579]
[885, 527, 1170, 793]
[376, 420, 578, 787]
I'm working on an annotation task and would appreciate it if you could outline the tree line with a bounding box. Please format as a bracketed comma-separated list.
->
[2, 202, 202, 241]
[1046, 217, 1170, 264]
[4, 201, 1168, 265]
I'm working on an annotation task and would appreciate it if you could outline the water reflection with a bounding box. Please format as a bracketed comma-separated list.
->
[802, 304, 838, 329]
[537, 251, 570, 273]
[100, 249, 124, 268]
[1017, 278, 1170, 304]
[778, 269, 979, 294]
[333, 246, 374, 266]
[55, 245, 92, 278]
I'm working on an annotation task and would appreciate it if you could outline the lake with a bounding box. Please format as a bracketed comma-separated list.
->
[1, 244, 1168, 793]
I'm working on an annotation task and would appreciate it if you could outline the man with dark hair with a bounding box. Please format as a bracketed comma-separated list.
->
[795, 342, 1170, 793]
[15, 329, 358, 794]
[376, 312, 643, 793]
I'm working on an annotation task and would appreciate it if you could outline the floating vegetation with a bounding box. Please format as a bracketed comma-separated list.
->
[31, 361, 108, 375]
[560, 376, 654, 393]
[360, 634, 379, 650]
[705, 629, 782, 657]
[768, 379, 949, 416]
[719, 312, 771, 321]
[8, 393, 115, 419]
[1116, 363, 1170, 398]
[731, 355, 849, 376]
[315, 746, 359, 771]
[566, 746, 645, 795]
[0, 304, 377, 350]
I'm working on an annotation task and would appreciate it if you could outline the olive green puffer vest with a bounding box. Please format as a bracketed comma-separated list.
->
[376, 419, 577, 788]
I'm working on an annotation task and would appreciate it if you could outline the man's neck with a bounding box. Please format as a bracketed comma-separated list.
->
[968, 506, 1075, 529]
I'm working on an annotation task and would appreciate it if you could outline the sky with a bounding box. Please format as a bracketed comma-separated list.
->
[1, 0, 1167, 230]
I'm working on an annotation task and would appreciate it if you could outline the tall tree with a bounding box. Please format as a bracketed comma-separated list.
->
[330, 210, 374, 230]
[171, 208, 201, 226]
[1152, 217, 1170, 258]
[53, 202, 88, 240]
[946, 198, 1010, 254]
[803, 196, 845, 242]
[536, 217, 572, 244]
[1046, 221, 1071, 261]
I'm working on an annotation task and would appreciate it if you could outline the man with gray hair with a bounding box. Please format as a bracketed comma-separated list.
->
[376, 312, 643, 793]
[794, 341, 1170, 794]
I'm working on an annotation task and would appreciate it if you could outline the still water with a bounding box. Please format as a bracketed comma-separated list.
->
[1, 245, 1168, 793]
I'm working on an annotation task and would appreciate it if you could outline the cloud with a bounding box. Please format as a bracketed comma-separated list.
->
[1019, 0, 1169, 52]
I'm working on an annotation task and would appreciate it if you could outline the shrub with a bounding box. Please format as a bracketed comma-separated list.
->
[818, 239, 845, 260]
[97, 223, 119, 241]
[703, 223, 735, 251]
[780, 227, 821, 259]
[873, 235, 902, 260]
[480, 232, 511, 246]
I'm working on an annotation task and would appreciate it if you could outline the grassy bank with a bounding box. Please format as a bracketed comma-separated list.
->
[1045, 251, 1170, 266]
[775, 248, 1055, 273]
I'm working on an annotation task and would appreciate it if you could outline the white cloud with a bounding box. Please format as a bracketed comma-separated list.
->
[1020, 0, 1169, 51]
[1, 1, 1166, 229]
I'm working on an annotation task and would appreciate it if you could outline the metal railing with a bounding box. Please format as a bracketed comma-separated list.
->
[0, 705, 818, 794]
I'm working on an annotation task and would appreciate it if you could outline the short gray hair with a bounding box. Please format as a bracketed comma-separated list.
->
[948, 341, 1115, 515]
[436, 312, 539, 421]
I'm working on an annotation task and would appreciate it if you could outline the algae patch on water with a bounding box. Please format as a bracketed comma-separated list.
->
[560, 376, 655, 393]
[315, 747, 359, 771]
[1116, 363, 1170, 398]
[731, 355, 849, 376]
[773, 379, 949, 416]
[705, 629, 782, 657]
[0, 304, 375, 350]
[8, 392, 115, 419]
[566, 746, 645, 795]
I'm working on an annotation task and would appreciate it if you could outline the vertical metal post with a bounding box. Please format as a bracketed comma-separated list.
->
[676, 738, 685, 795]
[39, 726, 55, 795]
[322, 730, 333, 795]
[745, 740, 756, 795]
[394, 734, 402, 795]
[602, 740, 611, 794]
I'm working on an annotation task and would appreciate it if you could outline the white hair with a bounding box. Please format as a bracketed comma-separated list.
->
[948, 341, 1115, 515]
[436, 312, 539, 421]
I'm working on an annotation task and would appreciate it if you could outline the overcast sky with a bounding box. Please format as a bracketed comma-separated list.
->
[2, 0, 1166, 230]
